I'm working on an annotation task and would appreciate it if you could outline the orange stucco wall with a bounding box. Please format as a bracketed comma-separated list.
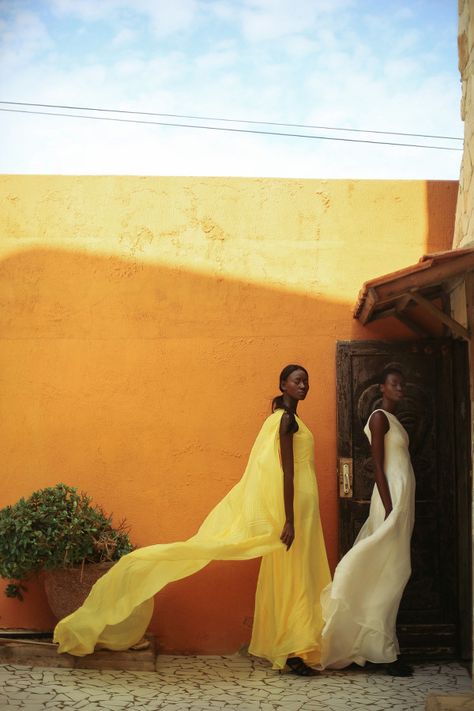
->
[0, 176, 456, 653]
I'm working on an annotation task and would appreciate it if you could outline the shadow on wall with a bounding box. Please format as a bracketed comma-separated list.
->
[0, 247, 428, 653]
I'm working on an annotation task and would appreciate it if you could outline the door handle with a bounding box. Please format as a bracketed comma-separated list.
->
[338, 458, 353, 498]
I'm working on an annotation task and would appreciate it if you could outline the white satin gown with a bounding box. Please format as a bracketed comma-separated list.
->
[320, 409, 415, 668]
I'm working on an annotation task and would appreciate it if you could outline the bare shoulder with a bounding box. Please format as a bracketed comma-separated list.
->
[369, 410, 390, 434]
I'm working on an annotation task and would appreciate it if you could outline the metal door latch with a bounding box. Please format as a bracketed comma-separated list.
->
[338, 457, 353, 497]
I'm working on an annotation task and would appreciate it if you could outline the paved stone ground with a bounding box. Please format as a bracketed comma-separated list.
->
[0, 656, 471, 711]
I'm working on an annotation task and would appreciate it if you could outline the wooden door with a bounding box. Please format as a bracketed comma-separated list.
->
[336, 339, 471, 658]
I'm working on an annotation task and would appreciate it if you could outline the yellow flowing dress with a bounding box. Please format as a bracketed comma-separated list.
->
[54, 410, 331, 669]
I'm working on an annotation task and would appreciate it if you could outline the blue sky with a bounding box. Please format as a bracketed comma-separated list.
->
[0, 0, 463, 178]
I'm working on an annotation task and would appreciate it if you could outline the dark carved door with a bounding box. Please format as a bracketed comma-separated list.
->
[336, 339, 471, 658]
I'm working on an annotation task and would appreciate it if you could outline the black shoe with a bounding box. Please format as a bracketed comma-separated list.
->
[286, 656, 319, 677]
[385, 658, 414, 677]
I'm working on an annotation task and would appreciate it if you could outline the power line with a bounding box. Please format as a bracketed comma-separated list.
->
[0, 100, 463, 142]
[0, 106, 463, 151]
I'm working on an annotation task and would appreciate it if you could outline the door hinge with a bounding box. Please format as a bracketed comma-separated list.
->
[338, 457, 353, 497]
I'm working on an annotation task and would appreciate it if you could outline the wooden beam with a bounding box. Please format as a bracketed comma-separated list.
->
[370, 286, 443, 313]
[466, 271, 474, 327]
[368, 304, 430, 337]
[358, 287, 378, 325]
[370, 307, 397, 322]
[465, 272, 474, 400]
[366, 252, 474, 303]
[410, 291, 470, 340]
[394, 311, 430, 337]
[440, 290, 452, 337]
[395, 293, 414, 311]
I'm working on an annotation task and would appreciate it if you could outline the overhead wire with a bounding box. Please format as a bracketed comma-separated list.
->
[0, 104, 463, 151]
[0, 100, 463, 142]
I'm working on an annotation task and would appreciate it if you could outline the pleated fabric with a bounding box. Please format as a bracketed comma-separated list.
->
[54, 410, 330, 669]
[320, 409, 415, 669]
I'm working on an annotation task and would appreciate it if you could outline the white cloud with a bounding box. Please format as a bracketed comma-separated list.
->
[50, 0, 122, 21]
[0, 9, 52, 66]
[114, 58, 147, 77]
[238, 0, 354, 42]
[139, 0, 198, 38]
[384, 58, 421, 80]
[0, 0, 463, 179]
[209, 1, 239, 23]
[195, 46, 239, 72]
[283, 36, 319, 58]
[49, 0, 199, 38]
[111, 28, 138, 47]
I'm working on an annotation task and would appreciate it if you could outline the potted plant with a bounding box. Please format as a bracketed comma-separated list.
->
[0, 483, 134, 618]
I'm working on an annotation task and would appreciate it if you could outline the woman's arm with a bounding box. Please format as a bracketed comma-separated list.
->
[279, 412, 295, 550]
[369, 411, 393, 519]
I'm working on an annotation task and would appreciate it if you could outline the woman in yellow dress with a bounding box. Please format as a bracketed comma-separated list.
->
[54, 364, 331, 675]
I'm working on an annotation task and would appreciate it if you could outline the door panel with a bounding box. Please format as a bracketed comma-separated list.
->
[336, 339, 470, 657]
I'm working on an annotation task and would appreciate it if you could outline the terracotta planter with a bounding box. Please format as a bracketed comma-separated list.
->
[43, 562, 114, 620]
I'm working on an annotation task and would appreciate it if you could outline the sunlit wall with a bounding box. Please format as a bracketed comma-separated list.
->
[0, 176, 456, 652]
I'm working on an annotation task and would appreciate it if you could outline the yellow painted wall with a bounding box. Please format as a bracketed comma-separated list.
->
[0, 176, 456, 652]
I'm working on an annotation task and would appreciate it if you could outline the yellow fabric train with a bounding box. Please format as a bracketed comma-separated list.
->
[54, 410, 330, 670]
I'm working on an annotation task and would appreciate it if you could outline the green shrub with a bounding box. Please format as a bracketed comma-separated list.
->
[0, 483, 134, 599]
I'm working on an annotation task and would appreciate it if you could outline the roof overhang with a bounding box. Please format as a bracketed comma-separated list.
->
[353, 247, 474, 339]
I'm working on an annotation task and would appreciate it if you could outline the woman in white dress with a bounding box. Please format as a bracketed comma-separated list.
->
[320, 366, 415, 676]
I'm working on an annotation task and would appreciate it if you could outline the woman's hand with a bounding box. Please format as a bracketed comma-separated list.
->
[280, 521, 295, 550]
